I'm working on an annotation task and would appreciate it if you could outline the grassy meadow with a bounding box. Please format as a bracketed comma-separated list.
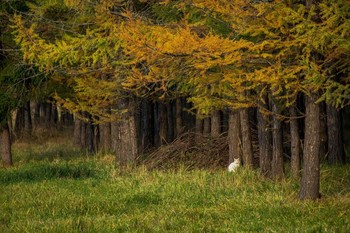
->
[1, 130, 350, 232]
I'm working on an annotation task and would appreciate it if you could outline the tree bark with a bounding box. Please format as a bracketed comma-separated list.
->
[271, 101, 284, 179]
[167, 102, 174, 142]
[195, 115, 203, 142]
[117, 98, 138, 167]
[159, 102, 168, 145]
[319, 102, 328, 161]
[327, 105, 345, 164]
[24, 101, 32, 132]
[86, 114, 95, 154]
[211, 110, 221, 137]
[299, 93, 321, 200]
[290, 105, 301, 177]
[239, 109, 254, 168]
[0, 123, 13, 167]
[175, 98, 183, 136]
[73, 117, 82, 148]
[203, 117, 211, 136]
[228, 109, 241, 163]
[258, 106, 272, 177]
[100, 122, 111, 152]
[33, 102, 41, 128]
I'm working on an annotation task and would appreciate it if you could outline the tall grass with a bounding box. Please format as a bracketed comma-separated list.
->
[1, 131, 349, 232]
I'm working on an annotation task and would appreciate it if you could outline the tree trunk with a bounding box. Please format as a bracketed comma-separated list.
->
[111, 121, 121, 153]
[319, 102, 328, 161]
[100, 122, 111, 152]
[86, 114, 95, 154]
[195, 115, 203, 142]
[327, 105, 345, 164]
[33, 102, 41, 128]
[175, 98, 183, 136]
[258, 106, 272, 177]
[140, 100, 152, 152]
[24, 101, 32, 132]
[0, 123, 13, 167]
[15, 106, 25, 136]
[299, 93, 321, 200]
[228, 109, 241, 163]
[290, 104, 301, 177]
[239, 109, 253, 168]
[167, 102, 174, 142]
[117, 98, 138, 167]
[153, 102, 160, 147]
[203, 117, 211, 136]
[211, 110, 221, 137]
[73, 117, 82, 148]
[159, 103, 168, 145]
[271, 101, 284, 179]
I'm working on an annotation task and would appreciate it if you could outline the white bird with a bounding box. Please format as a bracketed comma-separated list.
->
[228, 158, 240, 172]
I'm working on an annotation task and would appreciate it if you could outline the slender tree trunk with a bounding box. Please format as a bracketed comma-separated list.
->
[271, 101, 284, 179]
[327, 105, 345, 164]
[195, 115, 203, 142]
[175, 98, 183, 136]
[167, 102, 174, 142]
[15, 106, 25, 136]
[73, 117, 82, 148]
[111, 121, 121, 153]
[258, 106, 272, 177]
[34, 102, 41, 128]
[0, 123, 12, 167]
[290, 104, 301, 177]
[86, 114, 95, 154]
[203, 117, 211, 136]
[211, 110, 221, 137]
[228, 109, 241, 163]
[153, 102, 160, 147]
[159, 103, 168, 145]
[80, 119, 87, 149]
[299, 93, 321, 200]
[140, 100, 152, 151]
[24, 101, 32, 132]
[240, 109, 253, 168]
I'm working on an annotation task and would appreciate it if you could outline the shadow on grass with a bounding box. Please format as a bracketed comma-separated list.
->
[0, 162, 99, 185]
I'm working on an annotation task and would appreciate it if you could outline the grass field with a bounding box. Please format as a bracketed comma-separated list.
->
[1, 131, 350, 232]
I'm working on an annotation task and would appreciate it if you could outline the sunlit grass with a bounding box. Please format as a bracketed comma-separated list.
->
[1, 131, 349, 232]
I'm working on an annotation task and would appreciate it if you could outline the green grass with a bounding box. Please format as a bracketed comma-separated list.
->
[1, 133, 350, 232]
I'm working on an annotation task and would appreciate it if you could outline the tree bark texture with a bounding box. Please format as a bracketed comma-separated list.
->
[258, 106, 272, 177]
[175, 98, 184, 136]
[203, 117, 211, 136]
[0, 123, 13, 167]
[73, 117, 82, 148]
[299, 93, 321, 200]
[327, 105, 345, 164]
[239, 109, 253, 168]
[271, 101, 284, 179]
[290, 105, 301, 177]
[211, 110, 221, 137]
[159, 103, 168, 145]
[228, 109, 241, 163]
[117, 98, 138, 167]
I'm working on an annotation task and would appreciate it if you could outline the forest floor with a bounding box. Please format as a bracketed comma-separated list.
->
[1, 130, 350, 232]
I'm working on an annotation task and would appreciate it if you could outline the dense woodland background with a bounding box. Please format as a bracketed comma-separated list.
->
[1, 0, 350, 201]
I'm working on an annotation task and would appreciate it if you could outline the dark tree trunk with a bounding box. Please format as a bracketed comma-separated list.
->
[195, 115, 203, 142]
[299, 93, 321, 200]
[0, 123, 12, 167]
[211, 110, 221, 137]
[153, 102, 160, 147]
[290, 104, 301, 177]
[45, 102, 52, 128]
[159, 103, 168, 145]
[34, 102, 41, 128]
[140, 100, 152, 151]
[86, 114, 95, 154]
[15, 106, 25, 136]
[73, 117, 82, 148]
[258, 105, 272, 177]
[327, 105, 345, 164]
[80, 119, 87, 149]
[228, 109, 241, 163]
[52, 105, 59, 127]
[271, 101, 284, 179]
[239, 109, 253, 168]
[117, 98, 138, 167]
[175, 98, 183, 136]
[203, 117, 211, 136]
[167, 102, 174, 142]
[24, 101, 32, 132]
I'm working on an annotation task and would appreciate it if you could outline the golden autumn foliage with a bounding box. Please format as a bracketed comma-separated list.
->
[11, 0, 350, 119]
